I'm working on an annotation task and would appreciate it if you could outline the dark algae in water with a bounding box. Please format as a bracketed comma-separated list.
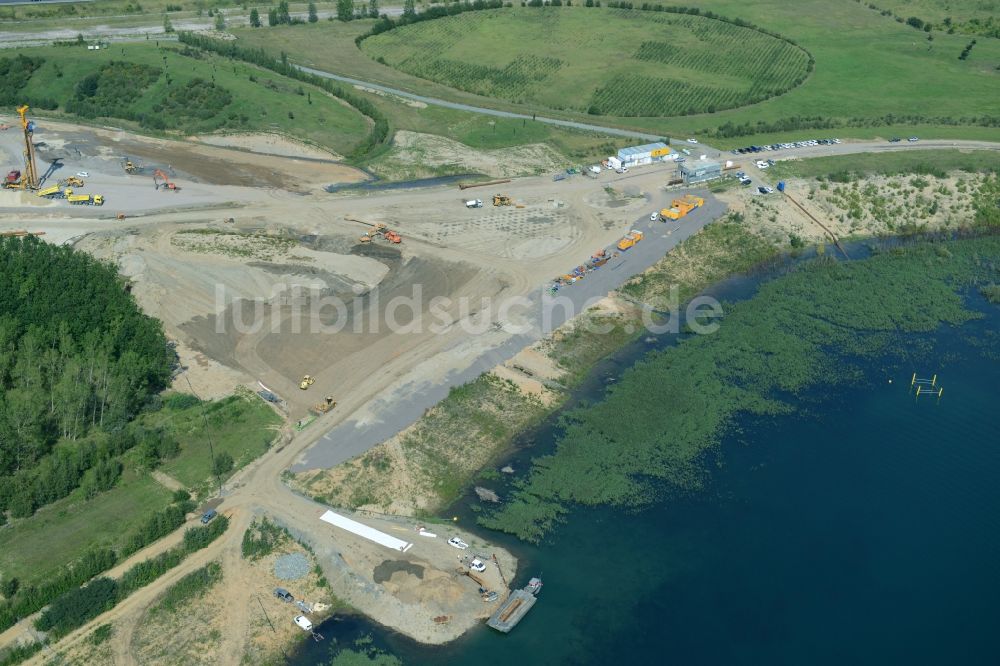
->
[480, 237, 1000, 542]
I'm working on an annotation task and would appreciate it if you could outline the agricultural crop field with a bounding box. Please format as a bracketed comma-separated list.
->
[239, 2, 1000, 142]
[361, 8, 811, 117]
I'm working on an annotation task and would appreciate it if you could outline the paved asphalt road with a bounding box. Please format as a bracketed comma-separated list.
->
[297, 65, 665, 142]
[293, 190, 724, 471]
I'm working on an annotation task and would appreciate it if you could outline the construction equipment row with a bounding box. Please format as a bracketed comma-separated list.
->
[659, 194, 704, 221]
[34, 186, 103, 205]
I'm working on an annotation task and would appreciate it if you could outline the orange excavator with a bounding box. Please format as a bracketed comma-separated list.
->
[153, 169, 180, 191]
[348, 217, 402, 244]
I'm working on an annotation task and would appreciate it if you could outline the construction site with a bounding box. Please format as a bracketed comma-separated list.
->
[5, 100, 989, 664]
[0, 106, 731, 659]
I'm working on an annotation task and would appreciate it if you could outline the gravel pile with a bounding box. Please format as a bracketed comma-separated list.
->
[274, 552, 311, 581]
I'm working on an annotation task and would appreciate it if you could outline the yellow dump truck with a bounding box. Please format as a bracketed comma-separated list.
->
[67, 193, 104, 206]
[617, 230, 644, 251]
[36, 185, 64, 198]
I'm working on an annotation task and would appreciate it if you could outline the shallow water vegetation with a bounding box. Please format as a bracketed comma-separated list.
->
[480, 237, 1000, 542]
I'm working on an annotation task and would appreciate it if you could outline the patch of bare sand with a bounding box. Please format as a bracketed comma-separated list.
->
[130, 543, 332, 665]
[718, 172, 981, 245]
[171, 340, 252, 400]
[368, 130, 565, 180]
[192, 132, 342, 161]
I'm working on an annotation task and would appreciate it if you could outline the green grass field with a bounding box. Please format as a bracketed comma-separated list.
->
[236, 4, 1000, 142]
[769, 149, 1000, 179]
[0, 395, 279, 586]
[151, 395, 281, 491]
[12, 42, 368, 155]
[362, 8, 810, 117]
[0, 471, 171, 585]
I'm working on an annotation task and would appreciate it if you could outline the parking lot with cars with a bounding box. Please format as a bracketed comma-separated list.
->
[732, 138, 842, 155]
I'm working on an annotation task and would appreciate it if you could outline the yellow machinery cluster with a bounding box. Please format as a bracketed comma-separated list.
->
[660, 194, 704, 221]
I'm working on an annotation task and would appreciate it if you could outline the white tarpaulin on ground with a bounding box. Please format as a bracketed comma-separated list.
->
[319, 510, 412, 552]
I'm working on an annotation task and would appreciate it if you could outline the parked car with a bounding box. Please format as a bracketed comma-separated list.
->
[650, 212, 659, 221]
[681, 148, 692, 155]
[687, 138, 698, 144]
[908, 136, 919, 142]
[200, 509, 217, 524]
[294, 616, 313, 632]
[76, 171, 89, 178]
[470, 558, 487, 573]
[740, 178, 753, 186]
[274, 588, 294, 603]
[889, 137, 901, 142]
[832, 138, 842, 144]
[448, 536, 470, 550]
[735, 171, 746, 178]
[758, 186, 774, 194]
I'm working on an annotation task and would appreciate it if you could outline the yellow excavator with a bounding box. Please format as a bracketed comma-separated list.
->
[122, 157, 139, 174]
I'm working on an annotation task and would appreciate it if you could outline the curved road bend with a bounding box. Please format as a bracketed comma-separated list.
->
[295, 65, 665, 142]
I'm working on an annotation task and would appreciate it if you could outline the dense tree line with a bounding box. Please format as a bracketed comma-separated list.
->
[177, 32, 390, 161]
[34, 577, 117, 637]
[0, 548, 116, 632]
[357, 0, 506, 43]
[0, 236, 172, 519]
[32, 516, 228, 638]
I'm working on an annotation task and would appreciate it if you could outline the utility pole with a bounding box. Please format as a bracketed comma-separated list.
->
[182, 372, 223, 497]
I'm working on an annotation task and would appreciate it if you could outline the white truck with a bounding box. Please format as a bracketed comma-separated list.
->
[588, 165, 602, 175]
[465, 199, 483, 208]
[607, 156, 622, 171]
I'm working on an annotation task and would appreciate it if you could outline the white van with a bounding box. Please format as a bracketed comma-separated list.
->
[294, 615, 313, 632]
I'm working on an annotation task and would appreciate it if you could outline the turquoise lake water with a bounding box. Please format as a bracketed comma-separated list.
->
[294, 269, 1000, 666]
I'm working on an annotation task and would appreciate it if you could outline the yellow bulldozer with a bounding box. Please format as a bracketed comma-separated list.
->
[299, 375, 316, 390]
[311, 396, 337, 415]
[493, 194, 512, 206]
[122, 157, 139, 174]
[60, 176, 84, 188]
